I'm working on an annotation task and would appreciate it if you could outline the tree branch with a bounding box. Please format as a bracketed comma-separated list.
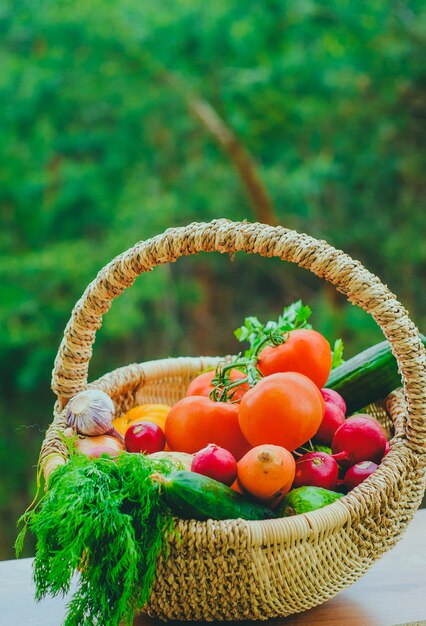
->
[161, 72, 279, 225]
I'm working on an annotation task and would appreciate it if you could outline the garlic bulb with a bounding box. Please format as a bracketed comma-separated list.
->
[66, 389, 118, 437]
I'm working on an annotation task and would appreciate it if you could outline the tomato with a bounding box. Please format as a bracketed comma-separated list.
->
[238, 372, 325, 451]
[185, 369, 249, 402]
[237, 444, 296, 500]
[257, 329, 332, 388]
[165, 396, 251, 460]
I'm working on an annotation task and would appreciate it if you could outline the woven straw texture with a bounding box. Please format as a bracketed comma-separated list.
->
[40, 219, 426, 621]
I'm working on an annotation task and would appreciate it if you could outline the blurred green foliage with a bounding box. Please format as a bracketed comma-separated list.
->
[1, 0, 425, 558]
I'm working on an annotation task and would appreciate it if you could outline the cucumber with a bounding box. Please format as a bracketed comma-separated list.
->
[276, 486, 343, 517]
[325, 334, 426, 415]
[152, 470, 275, 521]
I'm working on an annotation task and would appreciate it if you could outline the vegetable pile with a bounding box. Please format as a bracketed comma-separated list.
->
[18, 300, 405, 626]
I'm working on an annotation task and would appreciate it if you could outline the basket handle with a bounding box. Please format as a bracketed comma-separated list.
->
[51, 219, 426, 454]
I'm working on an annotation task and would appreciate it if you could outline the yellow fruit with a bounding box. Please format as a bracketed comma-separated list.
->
[112, 403, 170, 437]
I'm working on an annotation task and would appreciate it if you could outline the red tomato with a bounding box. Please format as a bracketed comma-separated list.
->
[165, 396, 251, 460]
[257, 329, 332, 388]
[185, 369, 249, 401]
[238, 372, 325, 451]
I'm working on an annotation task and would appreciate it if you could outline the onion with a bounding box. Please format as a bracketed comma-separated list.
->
[75, 434, 124, 456]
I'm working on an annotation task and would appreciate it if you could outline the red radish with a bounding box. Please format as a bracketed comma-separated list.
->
[293, 452, 339, 491]
[314, 402, 346, 445]
[335, 480, 347, 494]
[344, 461, 379, 490]
[191, 443, 237, 486]
[125, 421, 166, 454]
[321, 388, 346, 415]
[383, 441, 391, 457]
[331, 415, 387, 468]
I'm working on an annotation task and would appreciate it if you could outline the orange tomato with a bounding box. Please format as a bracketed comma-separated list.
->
[230, 478, 245, 494]
[237, 444, 296, 500]
[165, 396, 251, 460]
[186, 369, 249, 402]
[233, 476, 293, 509]
[257, 329, 332, 388]
[238, 372, 325, 451]
[263, 476, 295, 510]
[112, 403, 170, 437]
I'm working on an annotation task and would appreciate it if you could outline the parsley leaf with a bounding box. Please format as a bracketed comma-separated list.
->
[234, 300, 312, 359]
[331, 338, 345, 369]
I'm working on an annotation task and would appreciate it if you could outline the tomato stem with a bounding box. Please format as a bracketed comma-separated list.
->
[210, 329, 290, 402]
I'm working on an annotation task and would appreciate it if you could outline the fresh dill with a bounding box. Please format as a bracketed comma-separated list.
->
[16, 452, 176, 626]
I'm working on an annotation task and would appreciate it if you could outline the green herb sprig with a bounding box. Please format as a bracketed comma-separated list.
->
[210, 301, 312, 400]
[211, 300, 343, 400]
[331, 338, 345, 369]
[17, 452, 176, 626]
[234, 300, 313, 359]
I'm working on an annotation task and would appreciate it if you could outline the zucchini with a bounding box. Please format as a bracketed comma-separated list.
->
[152, 470, 274, 521]
[325, 334, 426, 414]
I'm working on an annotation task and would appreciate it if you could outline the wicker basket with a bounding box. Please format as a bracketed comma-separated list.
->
[41, 219, 426, 621]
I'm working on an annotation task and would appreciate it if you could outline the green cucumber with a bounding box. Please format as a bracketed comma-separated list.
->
[325, 334, 426, 415]
[276, 486, 343, 517]
[152, 470, 274, 521]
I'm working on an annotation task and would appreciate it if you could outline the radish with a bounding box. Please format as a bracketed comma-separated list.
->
[293, 452, 339, 491]
[383, 441, 391, 457]
[314, 402, 346, 445]
[331, 415, 387, 468]
[344, 461, 379, 490]
[125, 421, 166, 454]
[191, 443, 237, 486]
[321, 388, 346, 415]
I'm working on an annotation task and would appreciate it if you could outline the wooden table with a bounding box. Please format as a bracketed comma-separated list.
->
[1, 510, 425, 626]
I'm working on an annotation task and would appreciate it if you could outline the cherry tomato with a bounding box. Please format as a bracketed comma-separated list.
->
[258, 329, 332, 388]
[185, 369, 249, 402]
[238, 372, 325, 451]
[165, 396, 251, 460]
